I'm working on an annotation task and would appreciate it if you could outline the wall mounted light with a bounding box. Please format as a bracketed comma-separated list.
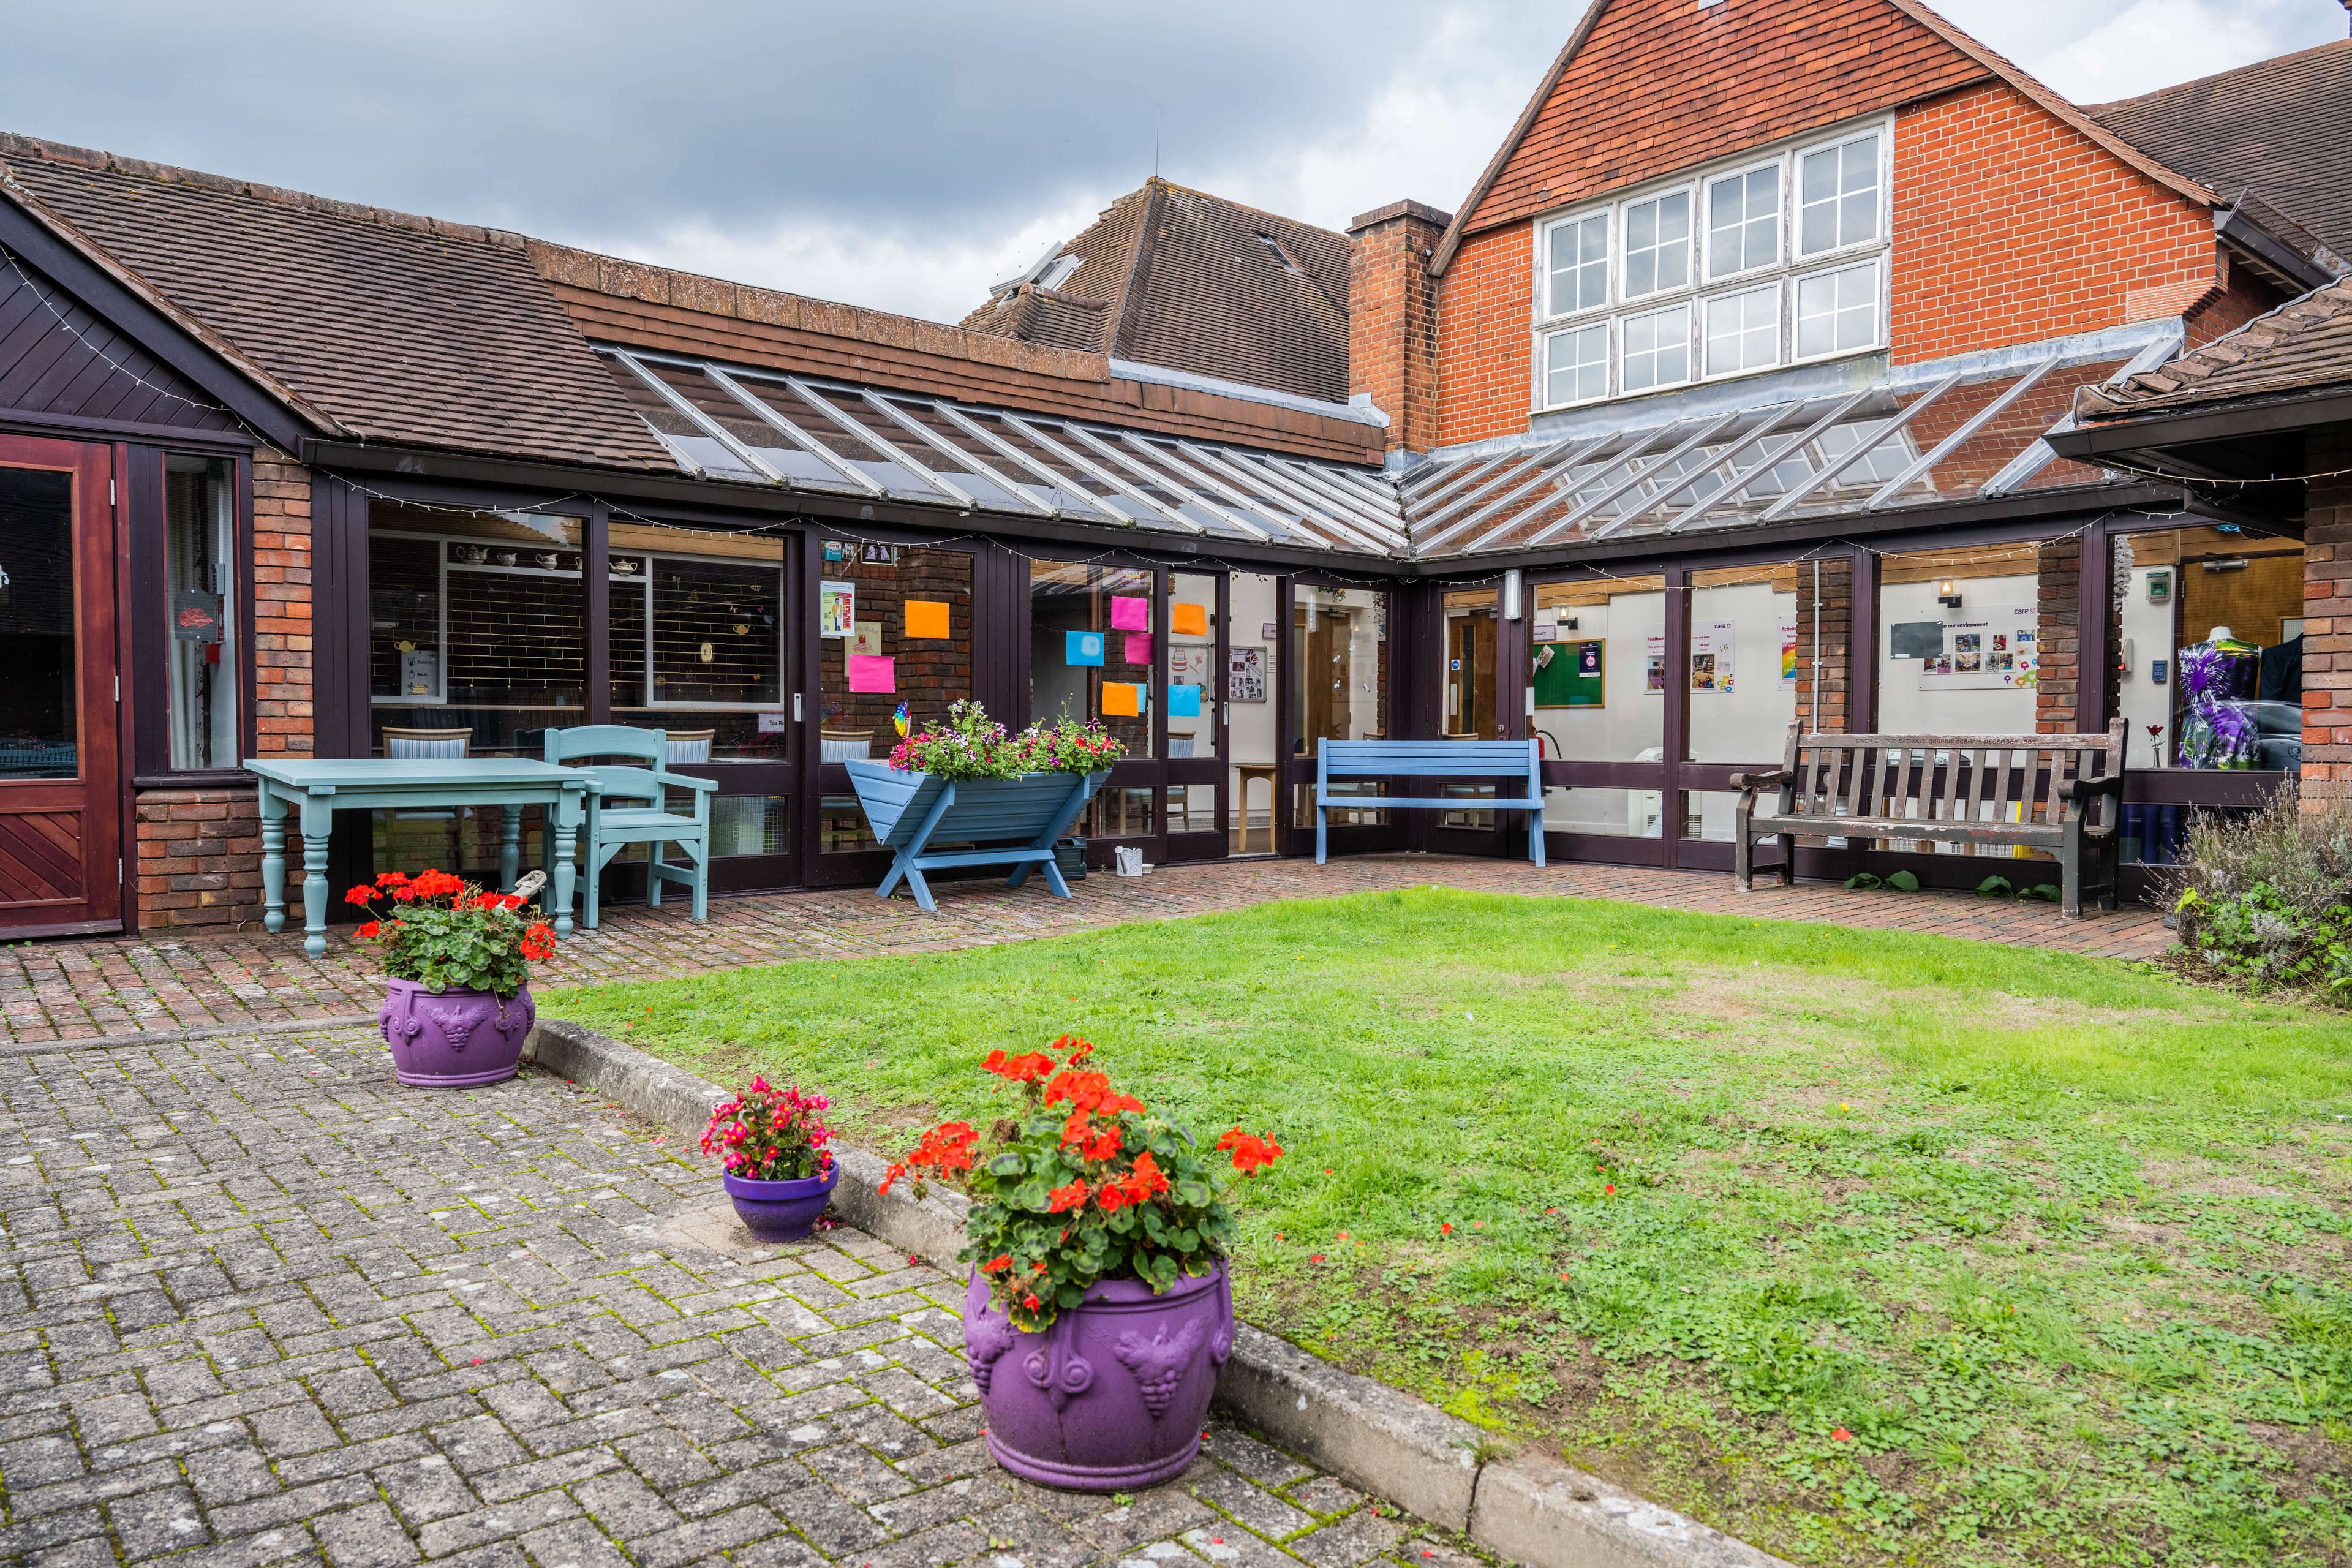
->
[1936, 579, 1963, 608]
[1503, 568, 1523, 622]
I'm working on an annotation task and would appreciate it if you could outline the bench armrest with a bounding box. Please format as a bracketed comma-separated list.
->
[2054, 773, 2124, 802]
[1727, 768, 1793, 791]
[655, 771, 722, 793]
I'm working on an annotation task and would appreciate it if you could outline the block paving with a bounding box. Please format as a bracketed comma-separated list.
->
[0, 1023, 1475, 1568]
[1, 854, 2171, 1046]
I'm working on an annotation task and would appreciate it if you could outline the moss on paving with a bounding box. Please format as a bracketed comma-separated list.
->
[545, 888, 2352, 1566]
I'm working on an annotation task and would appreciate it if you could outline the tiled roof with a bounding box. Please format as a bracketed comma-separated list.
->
[0, 135, 675, 471]
[960, 179, 1352, 404]
[2089, 39, 2352, 256]
[2076, 277, 2352, 420]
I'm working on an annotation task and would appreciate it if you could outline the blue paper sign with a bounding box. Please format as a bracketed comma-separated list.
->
[1066, 630, 1106, 667]
[1168, 684, 1202, 717]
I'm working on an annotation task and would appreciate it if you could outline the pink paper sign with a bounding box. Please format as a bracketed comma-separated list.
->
[1110, 595, 1149, 631]
[1123, 633, 1153, 666]
[846, 654, 896, 693]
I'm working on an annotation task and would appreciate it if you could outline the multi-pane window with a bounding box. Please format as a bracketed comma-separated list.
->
[1622, 303, 1691, 393]
[1545, 323, 1608, 405]
[1795, 260, 1880, 359]
[1707, 167, 1780, 277]
[1545, 213, 1609, 317]
[164, 456, 238, 769]
[1705, 284, 1780, 377]
[1622, 191, 1691, 298]
[1531, 119, 1887, 410]
[1798, 132, 1880, 255]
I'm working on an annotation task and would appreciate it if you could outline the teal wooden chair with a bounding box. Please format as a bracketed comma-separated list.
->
[541, 725, 716, 928]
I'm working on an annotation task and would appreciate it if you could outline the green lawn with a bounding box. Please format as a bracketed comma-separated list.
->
[543, 888, 2352, 1567]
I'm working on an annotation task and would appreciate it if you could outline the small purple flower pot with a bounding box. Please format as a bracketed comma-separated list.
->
[377, 978, 532, 1088]
[723, 1165, 840, 1243]
[963, 1262, 1234, 1491]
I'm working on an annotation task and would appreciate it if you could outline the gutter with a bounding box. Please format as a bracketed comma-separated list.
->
[2049, 388, 2352, 459]
[2215, 203, 2342, 294]
[1109, 357, 1390, 430]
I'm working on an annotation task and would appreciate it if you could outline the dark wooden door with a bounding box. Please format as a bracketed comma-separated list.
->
[0, 435, 121, 935]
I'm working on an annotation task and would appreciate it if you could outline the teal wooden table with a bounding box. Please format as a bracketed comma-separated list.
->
[244, 759, 594, 959]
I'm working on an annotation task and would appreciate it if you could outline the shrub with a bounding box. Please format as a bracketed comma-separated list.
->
[2169, 790, 2352, 1001]
[881, 1033, 1283, 1331]
[887, 700, 1123, 780]
[344, 869, 555, 997]
[701, 1077, 835, 1181]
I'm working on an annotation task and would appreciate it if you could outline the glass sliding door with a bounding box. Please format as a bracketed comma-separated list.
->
[1283, 580, 1396, 854]
[1227, 573, 1280, 854]
[1535, 573, 1668, 859]
[1164, 571, 1226, 859]
[1031, 560, 1159, 858]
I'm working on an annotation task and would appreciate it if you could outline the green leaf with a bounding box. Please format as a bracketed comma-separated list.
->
[1886, 870, 1920, 894]
[1845, 873, 1883, 891]
[1977, 876, 2015, 898]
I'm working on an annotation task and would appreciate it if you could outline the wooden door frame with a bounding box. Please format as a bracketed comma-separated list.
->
[0, 432, 124, 935]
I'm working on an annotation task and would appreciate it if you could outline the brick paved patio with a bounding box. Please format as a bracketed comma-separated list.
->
[0, 1022, 1470, 1568]
[0, 855, 2173, 1045]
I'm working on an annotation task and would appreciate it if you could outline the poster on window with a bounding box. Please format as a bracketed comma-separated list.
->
[1229, 646, 1267, 703]
[1170, 644, 1212, 690]
[1912, 605, 2039, 690]
[818, 579, 856, 638]
[1691, 620, 1736, 694]
[1780, 616, 1800, 690]
[1645, 624, 1665, 693]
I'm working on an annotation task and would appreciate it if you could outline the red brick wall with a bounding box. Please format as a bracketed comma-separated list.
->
[1793, 559, 1853, 733]
[1433, 226, 1534, 448]
[252, 449, 314, 757]
[2034, 537, 2082, 733]
[2183, 254, 2290, 349]
[2305, 429, 2352, 815]
[1346, 202, 1449, 454]
[134, 787, 264, 927]
[1891, 83, 2218, 363]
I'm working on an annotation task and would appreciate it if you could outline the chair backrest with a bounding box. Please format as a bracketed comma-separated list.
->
[1320, 738, 1540, 778]
[543, 725, 668, 806]
[665, 729, 715, 764]
[383, 726, 470, 760]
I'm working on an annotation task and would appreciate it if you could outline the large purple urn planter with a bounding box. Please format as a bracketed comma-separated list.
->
[723, 1166, 840, 1243]
[377, 978, 533, 1088]
[962, 1263, 1234, 1491]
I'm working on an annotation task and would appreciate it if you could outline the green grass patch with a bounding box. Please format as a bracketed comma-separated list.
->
[544, 887, 2352, 1566]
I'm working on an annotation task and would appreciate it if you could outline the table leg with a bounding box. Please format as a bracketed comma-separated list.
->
[498, 805, 522, 891]
[299, 794, 333, 962]
[259, 787, 288, 935]
[550, 788, 579, 939]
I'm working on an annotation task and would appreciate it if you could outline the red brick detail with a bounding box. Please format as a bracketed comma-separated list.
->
[2305, 429, 2352, 814]
[1433, 226, 1534, 448]
[1347, 202, 1449, 455]
[1892, 83, 2218, 363]
[1460, 0, 1987, 242]
[251, 449, 314, 757]
[2182, 252, 2290, 349]
[1795, 558, 1853, 733]
[134, 786, 263, 928]
[2035, 536, 2082, 733]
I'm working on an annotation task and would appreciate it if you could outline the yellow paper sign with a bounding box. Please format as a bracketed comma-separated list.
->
[1100, 682, 1142, 717]
[905, 600, 950, 639]
[1170, 602, 1208, 637]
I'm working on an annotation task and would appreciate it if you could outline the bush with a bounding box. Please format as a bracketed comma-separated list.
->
[2168, 790, 2352, 1001]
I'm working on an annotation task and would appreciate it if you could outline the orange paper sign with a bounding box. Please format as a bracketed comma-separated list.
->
[1170, 602, 1208, 637]
[1100, 682, 1143, 717]
[905, 600, 950, 639]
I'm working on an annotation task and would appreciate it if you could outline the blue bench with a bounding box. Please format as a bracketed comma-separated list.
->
[1314, 739, 1546, 865]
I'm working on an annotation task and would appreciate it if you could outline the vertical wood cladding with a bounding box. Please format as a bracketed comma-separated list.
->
[0, 254, 237, 431]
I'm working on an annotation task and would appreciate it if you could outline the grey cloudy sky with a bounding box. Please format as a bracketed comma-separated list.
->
[2, 0, 2343, 323]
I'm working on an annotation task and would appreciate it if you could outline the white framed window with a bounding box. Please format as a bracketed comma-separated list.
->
[1704, 283, 1781, 377]
[1621, 189, 1691, 300]
[1546, 213, 1610, 319]
[1621, 303, 1691, 393]
[1545, 323, 1610, 406]
[1795, 258, 1880, 360]
[1706, 164, 1781, 279]
[1798, 130, 1882, 257]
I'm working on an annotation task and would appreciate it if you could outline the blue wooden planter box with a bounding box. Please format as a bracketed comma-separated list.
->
[844, 761, 1110, 911]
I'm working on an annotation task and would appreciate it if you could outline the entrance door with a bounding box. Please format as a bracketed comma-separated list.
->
[0, 435, 121, 934]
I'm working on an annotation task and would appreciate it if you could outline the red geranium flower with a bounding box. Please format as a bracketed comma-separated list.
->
[1046, 1179, 1090, 1213]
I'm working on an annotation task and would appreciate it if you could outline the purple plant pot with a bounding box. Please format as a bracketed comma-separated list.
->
[377, 978, 532, 1088]
[963, 1262, 1234, 1491]
[723, 1165, 840, 1243]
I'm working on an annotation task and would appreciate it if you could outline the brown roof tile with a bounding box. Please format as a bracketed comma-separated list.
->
[0, 136, 673, 471]
[2088, 39, 2352, 256]
[960, 178, 1352, 403]
[2078, 277, 2352, 418]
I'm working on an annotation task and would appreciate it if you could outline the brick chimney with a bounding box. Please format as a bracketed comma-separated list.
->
[1346, 199, 1451, 459]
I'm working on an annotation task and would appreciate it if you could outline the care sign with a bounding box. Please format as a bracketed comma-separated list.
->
[1897, 605, 2040, 690]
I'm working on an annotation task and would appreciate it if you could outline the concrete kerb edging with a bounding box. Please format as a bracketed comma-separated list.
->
[523, 1017, 1795, 1568]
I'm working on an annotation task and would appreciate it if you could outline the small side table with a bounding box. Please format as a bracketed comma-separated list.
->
[1232, 763, 1279, 854]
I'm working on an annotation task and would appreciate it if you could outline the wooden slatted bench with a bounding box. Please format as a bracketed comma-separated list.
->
[1730, 720, 2128, 919]
[1316, 739, 1545, 865]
